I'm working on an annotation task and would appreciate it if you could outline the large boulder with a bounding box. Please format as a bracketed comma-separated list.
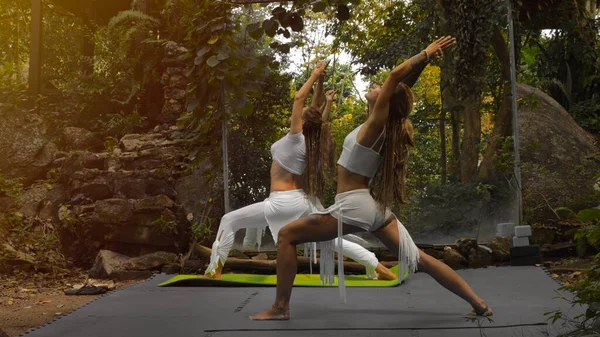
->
[89, 250, 176, 280]
[119, 133, 174, 152]
[121, 251, 177, 271]
[58, 194, 183, 266]
[16, 183, 67, 222]
[61, 127, 102, 151]
[517, 83, 600, 222]
[68, 169, 177, 202]
[0, 104, 54, 183]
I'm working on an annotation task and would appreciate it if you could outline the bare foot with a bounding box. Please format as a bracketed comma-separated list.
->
[471, 299, 493, 317]
[201, 273, 222, 280]
[250, 305, 290, 320]
[202, 263, 224, 279]
[376, 264, 398, 281]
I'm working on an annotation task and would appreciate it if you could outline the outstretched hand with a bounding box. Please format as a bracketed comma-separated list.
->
[424, 36, 456, 62]
[325, 89, 337, 102]
[312, 61, 329, 78]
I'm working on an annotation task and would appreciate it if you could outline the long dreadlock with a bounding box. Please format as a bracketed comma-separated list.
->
[302, 106, 334, 203]
[370, 83, 416, 211]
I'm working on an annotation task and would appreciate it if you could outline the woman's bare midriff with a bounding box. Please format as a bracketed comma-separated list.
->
[269, 161, 303, 192]
[336, 165, 370, 194]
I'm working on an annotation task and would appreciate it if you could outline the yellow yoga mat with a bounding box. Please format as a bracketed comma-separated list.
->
[159, 265, 407, 287]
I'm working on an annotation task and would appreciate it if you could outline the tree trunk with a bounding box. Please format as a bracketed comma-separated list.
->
[14, 5, 20, 83]
[450, 109, 461, 180]
[570, 0, 599, 101]
[436, 0, 460, 180]
[28, 0, 43, 99]
[460, 101, 481, 182]
[479, 27, 514, 181]
[440, 107, 447, 185]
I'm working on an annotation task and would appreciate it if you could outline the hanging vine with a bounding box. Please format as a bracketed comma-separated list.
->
[178, 0, 276, 175]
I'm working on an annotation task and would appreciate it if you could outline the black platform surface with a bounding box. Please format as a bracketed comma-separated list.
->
[19, 266, 585, 337]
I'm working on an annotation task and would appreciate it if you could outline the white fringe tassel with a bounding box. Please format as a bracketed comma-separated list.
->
[319, 239, 335, 285]
[303, 242, 317, 275]
[337, 211, 346, 302]
[395, 215, 420, 281]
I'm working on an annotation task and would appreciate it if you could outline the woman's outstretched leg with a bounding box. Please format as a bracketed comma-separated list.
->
[204, 201, 267, 279]
[250, 214, 361, 320]
[334, 238, 397, 280]
[373, 218, 491, 316]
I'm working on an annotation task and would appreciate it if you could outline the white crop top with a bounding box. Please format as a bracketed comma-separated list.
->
[270, 132, 306, 175]
[337, 124, 384, 179]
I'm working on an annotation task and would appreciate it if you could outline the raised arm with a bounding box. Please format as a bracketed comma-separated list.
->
[322, 89, 337, 122]
[400, 61, 427, 88]
[290, 63, 328, 134]
[369, 36, 456, 129]
[311, 72, 325, 108]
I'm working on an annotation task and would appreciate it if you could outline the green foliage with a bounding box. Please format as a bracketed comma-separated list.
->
[333, 0, 436, 76]
[1, 212, 68, 273]
[41, 3, 87, 89]
[0, 173, 23, 198]
[529, 21, 600, 108]
[570, 98, 600, 138]
[293, 63, 356, 100]
[520, 12, 600, 137]
[0, 0, 30, 90]
[493, 136, 516, 177]
[151, 215, 178, 234]
[242, 0, 359, 54]
[547, 187, 600, 334]
[228, 69, 293, 207]
[104, 110, 147, 138]
[191, 220, 212, 242]
[178, 0, 277, 175]
[445, 0, 503, 101]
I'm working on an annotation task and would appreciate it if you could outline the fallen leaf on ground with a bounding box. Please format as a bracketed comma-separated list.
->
[54, 312, 62, 315]
[37, 300, 51, 305]
[7, 299, 14, 305]
[24, 306, 32, 309]
[57, 304, 64, 308]
[552, 273, 559, 278]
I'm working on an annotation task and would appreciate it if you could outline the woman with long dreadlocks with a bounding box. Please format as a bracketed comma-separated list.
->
[204, 62, 396, 281]
[251, 36, 492, 320]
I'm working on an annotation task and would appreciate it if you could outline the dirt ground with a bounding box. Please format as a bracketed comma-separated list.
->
[0, 270, 139, 337]
[0, 257, 593, 337]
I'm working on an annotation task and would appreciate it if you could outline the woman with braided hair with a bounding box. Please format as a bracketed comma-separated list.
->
[204, 62, 396, 281]
[251, 36, 492, 320]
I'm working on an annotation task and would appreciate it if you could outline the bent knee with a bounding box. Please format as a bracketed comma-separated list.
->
[277, 221, 309, 246]
[277, 226, 293, 244]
